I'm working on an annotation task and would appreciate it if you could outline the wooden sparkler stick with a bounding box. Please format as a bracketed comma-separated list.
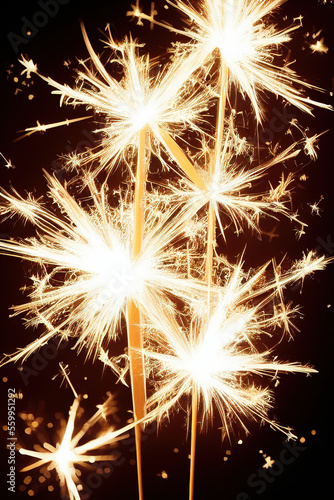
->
[188, 384, 199, 500]
[154, 125, 207, 191]
[189, 63, 229, 500]
[205, 64, 229, 281]
[126, 126, 147, 500]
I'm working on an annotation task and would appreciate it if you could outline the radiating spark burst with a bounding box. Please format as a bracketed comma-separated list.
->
[310, 38, 329, 54]
[168, 124, 303, 238]
[132, 0, 332, 121]
[289, 120, 328, 161]
[143, 252, 327, 438]
[0, 171, 206, 366]
[18, 26, 211, 176]
[19, 395, 137, 500]
[0, 152, 15, 169]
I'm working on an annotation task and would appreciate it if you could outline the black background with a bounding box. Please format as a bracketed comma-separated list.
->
[0, 1, 334, 499]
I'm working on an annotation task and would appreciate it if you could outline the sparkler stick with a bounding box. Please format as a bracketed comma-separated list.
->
[189, 55, 229, 500]
[189, 384, 199, 500]
[126, 126, 147, 500]
[153, 125, 207, 191]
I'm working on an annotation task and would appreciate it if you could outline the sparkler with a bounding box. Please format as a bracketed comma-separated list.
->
[0, 171, 205, 366]
[19, 394, 141, 500]
[132, 0, 332, 121]
[169, 125, 303, 240]
[143, 251, 327, 498]
[18, 30, 209, 189]
[2, 0, 331, 499]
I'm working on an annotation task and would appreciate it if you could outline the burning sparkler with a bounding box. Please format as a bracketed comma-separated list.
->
[18, 29, 209, 189]
[132, 0, 332, 121]
[142, 250, 327, 497]
[143, 251, 326, 436]
[0, 171, 206, 366]
[19, 394, 141, 500]
[2, 1, 332, 499]
[168, 122, 303, 239]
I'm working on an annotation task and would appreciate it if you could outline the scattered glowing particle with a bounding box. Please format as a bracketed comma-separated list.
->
[311, 429, 316, 435]
[327, 304, 331, 309]
[263, 456, 275, 469]
[38, 476, 46, 483]
[130, 459, 136, 466]
[27, 31, 32, 36]
[259, 450, 263, 454]
[28, 413, 34, 420]
[48, 485, 54, 492]
[104, 467, 110, 474]
[84, 376, 88, 380]
[300, 174, 308, 181]
[13, 77, 19, 83]
[2, 377, 8, 382]
[47, 422, 53, 428]
[238, 439, 243, 445]
[25, 428, 32, 435]
[27, 490, 34, 496]
[2, 425, 8, 431]
[83, 394, 88, 399]
[226, 450, 231, 455]
[310, 38, 329, 54]
[173, 448, 179, 453]
[300, 437, 306, 443]
[161, 471, 168, 479]
[77, 485, 83, 491]
[24, 476, 32, 485]
[28, 94, 35, 100]
[223, 456, 228, 462]
[31, 421, 39, 428]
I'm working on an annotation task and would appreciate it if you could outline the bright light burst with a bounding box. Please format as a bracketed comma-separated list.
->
[0, 172, 205, 365]
[168, 119, 303, 237]
[19, 395, 137, 500]
[132, 0, 332, 120]
[19, 25, 210, 176]
[143, 252, 326, 438]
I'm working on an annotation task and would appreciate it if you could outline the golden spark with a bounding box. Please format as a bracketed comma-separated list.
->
[143, 253, 326, 439]
[133, 0, 332, 120]
[19, 396, 138, 500]
[19, 27, 210, 184]
[0, 172, 205, 365]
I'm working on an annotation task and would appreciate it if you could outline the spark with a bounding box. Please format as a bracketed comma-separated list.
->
[19, 55, 38, 78]
[310, 38, 329, 54]
[169, 125, 303, 238]
[143, 252, 326, 439]
[14, 116, 92, 142]
[289, 120, 328, 161]
[309, 195, 323, 216]
[303, 132, 328, 160]
[263, 455, 275, 468]
[0, 153, 15, 169]
[0, 171, 206, 365]
[19, 26, 210, 179]
[19, 396, 138, 500]
[132, 0, 332, 121]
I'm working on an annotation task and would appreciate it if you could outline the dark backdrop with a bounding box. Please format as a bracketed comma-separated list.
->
[0, 1, 333, 499]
